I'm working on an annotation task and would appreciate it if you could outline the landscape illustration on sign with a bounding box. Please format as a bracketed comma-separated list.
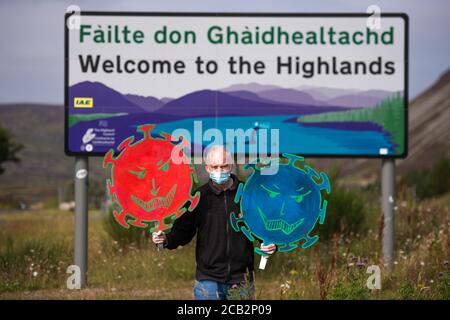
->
[68, 80, 405, 156]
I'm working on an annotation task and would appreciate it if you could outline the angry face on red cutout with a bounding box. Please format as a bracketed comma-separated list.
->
[104, 125, 200, 232]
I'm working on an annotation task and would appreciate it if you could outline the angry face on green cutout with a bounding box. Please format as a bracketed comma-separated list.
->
[231, 154, 330, 255]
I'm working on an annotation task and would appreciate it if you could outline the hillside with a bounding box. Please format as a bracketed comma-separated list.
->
[0, 104, 105, 203]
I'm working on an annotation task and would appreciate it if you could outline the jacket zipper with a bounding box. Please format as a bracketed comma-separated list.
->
[224, 190, 231, 282]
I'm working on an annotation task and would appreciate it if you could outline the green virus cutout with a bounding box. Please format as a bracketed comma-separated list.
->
[103, 124, 200, 233]
[231, 153, 331, 257]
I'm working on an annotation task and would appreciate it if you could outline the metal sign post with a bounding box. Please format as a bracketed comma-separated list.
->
[74, 156, 89, 287]
[381, 159, 395, 272]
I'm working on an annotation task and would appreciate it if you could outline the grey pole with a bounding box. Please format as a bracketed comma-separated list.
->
[381, 158, 395, 272]
[74, 156, 89, 287]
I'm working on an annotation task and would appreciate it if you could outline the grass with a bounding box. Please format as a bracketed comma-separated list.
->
[0, 185, 449, 300]
[297, 94, 405, 154]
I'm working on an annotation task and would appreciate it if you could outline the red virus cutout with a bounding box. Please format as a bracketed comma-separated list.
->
[103, 124, 200, 233]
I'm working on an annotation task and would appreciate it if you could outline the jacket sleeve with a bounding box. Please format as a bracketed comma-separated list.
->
[163, 200, 200, 250]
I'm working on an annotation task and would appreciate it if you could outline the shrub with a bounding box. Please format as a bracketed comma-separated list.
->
[403, 154, 450, 199]
[437, 269, 450, 299]
[102, 206, 150, 250]
[318, 168, 366, 240]
[328, 268, 370, 300]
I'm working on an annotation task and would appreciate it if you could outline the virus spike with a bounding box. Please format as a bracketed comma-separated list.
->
[163, 212, 178, 229]
[190, 169, 199, 184]
[230, 212, 242, 232]
[109, 192, 122, 214]
[106, 179, 114, 192]
[159, 132, 172, 141]
[319, 199, 328, 224]
[234, 183, 244, 204]
[301, 234, 319, 249]
[188, 191, 200, 211]
[103, 149, 115, 168]
[303, 164, 320, 180]
[176, 207, 186, 218]
[129, 218, 147, 228]
[319, 172, 331, 194]
[157, 219, 170, 230]
[282, 153, 305, 166]
[258, 158, 283, 175]
[117, 136, 135, 152]
[243, 162, 257, 171]
[241, 225, 255, 242]
[137, 124, 156, 139]
[113, 211, 130, 229]
[277, 242, 298, 252]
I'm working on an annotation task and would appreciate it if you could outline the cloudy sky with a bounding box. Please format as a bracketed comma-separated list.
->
[1, 0, 449, 104]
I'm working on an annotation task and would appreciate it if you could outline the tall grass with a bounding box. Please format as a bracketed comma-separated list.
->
[0, 165, 449, 299]
[0, 237, 71, 292]
[317, 168, 367, 240]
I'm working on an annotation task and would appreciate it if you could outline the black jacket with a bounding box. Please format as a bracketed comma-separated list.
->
[163, 174, 255, 284]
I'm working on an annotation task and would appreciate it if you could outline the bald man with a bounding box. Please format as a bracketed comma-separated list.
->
[152, 145, 276, 300]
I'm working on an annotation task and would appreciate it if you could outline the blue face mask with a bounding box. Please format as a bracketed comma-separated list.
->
[209, 171, 231, 185]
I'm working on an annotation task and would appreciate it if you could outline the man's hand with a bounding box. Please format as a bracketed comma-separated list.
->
[152, 230, 166, 245]
[260, 243, 277, 255]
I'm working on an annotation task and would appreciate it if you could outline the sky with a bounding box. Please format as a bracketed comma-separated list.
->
[0, 0, 449, 104]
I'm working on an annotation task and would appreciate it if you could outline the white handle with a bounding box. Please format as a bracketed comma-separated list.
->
[259, 242, 269, 270]
[259, 255, 268, 270]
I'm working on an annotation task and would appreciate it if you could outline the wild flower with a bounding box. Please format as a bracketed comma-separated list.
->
[280, 280, 291, 294]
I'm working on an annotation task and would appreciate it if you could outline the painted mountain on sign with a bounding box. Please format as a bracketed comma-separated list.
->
[154, 89, 349, 117]
[255, 88, 328, 106]
[221, 82, 280, 93]
[297, 86, 396, 107]
[69, 81, 397, 119]
[69, 81, 351, 118]
[221, 83, 326, 106]
[124, 94, 164, 113]
[69, 81, 147, 114]
[325, 90, 400, 108]
[221, 83, 396, 108]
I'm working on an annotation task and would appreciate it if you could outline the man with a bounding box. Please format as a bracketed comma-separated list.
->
[152, 145, 276, 300]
